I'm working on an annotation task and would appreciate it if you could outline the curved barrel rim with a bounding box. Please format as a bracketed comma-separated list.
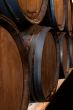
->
[58, 32, 71, 77]
[2, 0, 48, 24]
[29, 27, 59, 101]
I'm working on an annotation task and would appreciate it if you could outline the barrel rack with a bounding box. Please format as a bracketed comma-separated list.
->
[45, 69, 73, 110]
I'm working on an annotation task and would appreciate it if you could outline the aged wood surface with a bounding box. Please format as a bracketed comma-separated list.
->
[0, 27, 23, 110]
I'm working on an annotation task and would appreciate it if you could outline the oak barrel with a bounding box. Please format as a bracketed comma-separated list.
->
[21, 25, 59, 101]
[0, 0, 48, 30]
[0, 16, 29, 110]
[47, 0, 67, 31]
[58, 32, 71, 78]
[71, 0, 73, 33]
[67, 0, 72, 34]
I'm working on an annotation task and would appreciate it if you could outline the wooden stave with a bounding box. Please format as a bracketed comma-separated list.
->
[0, 15, 29, 110]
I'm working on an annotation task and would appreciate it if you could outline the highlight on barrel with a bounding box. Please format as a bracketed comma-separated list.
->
[0, 0, 48, 29]
[47, 0, 67, 31]
[0, 16, 29, 110]
[58, 32, 71, 78]
[21, 25, 60, 102]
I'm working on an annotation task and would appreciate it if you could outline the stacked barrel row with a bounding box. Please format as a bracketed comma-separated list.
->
[0, 0, 72, 32]
[0, 0, 73, 110]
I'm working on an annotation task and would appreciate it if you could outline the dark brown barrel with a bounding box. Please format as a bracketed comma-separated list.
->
[47, 0, 67, 31]
[0, 16, 29, 110]
[0, 0, 48, 30]
[21, 25, 59, 102]
[58, 33, 71, 78]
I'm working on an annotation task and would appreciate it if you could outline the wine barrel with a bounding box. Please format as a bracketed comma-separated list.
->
[67, 0, 72, 35]
[21, 25, 59, 101]
[58, 32, 71, 78]
[47, 0, 67, 31]
[0, 16, 29, 110]
[71, 0, 73, 33]
[45, 0, 72, 32]
[0, 0, 48, 30]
